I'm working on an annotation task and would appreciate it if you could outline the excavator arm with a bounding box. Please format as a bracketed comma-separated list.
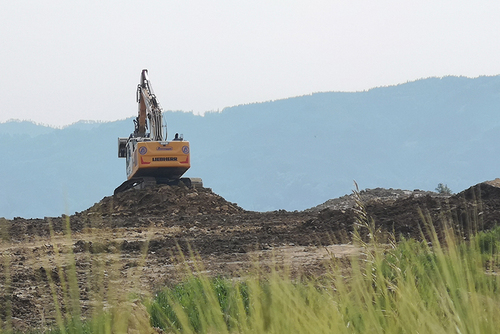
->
[134, 69, 164, 141]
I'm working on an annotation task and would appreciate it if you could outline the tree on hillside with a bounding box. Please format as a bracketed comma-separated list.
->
[435, 183, 452, 195]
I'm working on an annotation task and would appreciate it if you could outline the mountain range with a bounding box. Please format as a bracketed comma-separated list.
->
[1, 75, 499, 219]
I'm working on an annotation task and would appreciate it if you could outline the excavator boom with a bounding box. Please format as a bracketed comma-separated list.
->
[135, 70, 163, 140]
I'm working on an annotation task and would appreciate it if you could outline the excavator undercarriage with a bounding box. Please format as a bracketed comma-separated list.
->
[114, 176, 203, 195]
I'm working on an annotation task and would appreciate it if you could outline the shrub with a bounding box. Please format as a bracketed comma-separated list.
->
[435, 183, 452, 194]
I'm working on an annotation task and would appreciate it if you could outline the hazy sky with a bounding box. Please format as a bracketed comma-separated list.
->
[1, 0, 500, 126]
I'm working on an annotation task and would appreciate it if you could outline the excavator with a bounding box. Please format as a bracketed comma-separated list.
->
[114, 69, 202, 194]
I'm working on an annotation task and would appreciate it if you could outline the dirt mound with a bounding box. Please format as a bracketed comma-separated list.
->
[484, 178, 500, 188]
[308, 187, 449, 212]
[84, 185, 244, 217]
[309, 181, 500, 241]
[3, 186, 244, 241]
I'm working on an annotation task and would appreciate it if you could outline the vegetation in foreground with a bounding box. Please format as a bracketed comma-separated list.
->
[2, 214, 500, 333]
[147, 223, 500, 334]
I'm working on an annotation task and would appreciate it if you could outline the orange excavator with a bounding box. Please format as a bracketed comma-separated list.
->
[114, 69, 202, 194]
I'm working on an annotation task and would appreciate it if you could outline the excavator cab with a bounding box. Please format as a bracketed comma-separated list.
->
[118, 137, 127, 158]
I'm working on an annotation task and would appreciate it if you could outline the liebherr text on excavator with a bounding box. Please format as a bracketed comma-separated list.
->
[114, 69, 202, 194]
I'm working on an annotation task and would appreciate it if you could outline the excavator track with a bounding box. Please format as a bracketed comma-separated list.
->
[114, 177, 203, 195]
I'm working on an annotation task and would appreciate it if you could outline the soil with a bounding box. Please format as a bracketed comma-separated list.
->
[1, 179, 500, 331]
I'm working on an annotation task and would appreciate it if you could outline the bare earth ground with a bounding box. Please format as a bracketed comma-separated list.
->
[1, 179, 500, 331]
